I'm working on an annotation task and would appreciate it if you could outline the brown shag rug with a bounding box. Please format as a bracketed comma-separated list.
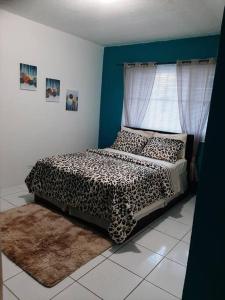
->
[0, 203, 112, 287]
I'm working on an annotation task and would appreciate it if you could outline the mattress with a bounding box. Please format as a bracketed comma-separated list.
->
[104, 148, 187, 221]
[105, 148, 187, 195]
[35, 149, 187, 230]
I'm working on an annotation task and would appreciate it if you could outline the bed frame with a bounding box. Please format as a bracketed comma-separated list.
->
[35, 129, 194, 241]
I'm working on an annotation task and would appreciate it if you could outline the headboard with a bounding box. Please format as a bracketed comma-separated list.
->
[124, 127, 194, 182]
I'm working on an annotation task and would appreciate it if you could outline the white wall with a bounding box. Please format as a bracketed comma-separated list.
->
[0, 9, 103, 189]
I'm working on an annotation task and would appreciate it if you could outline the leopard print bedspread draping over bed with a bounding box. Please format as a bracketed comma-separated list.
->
[25, 149, 174, 243]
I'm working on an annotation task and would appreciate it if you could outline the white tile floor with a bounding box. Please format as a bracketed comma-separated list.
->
[0, 184, 195, 300]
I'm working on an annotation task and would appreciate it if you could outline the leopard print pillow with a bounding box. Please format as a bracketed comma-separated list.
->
[141, 137, 184, 163]
[111, 130, 148, 154]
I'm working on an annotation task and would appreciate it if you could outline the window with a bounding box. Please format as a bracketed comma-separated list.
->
[141, 64, 182, 133]
[122, 62, 215, 141]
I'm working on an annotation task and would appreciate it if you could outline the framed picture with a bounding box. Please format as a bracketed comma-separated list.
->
[20, 63, 37, 91]
[46, 78, 60, 102]
[66, 90, 78, 111]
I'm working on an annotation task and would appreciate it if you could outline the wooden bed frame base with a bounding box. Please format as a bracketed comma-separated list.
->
[35, 190, 193, 242]
[130, 191, 192, 237]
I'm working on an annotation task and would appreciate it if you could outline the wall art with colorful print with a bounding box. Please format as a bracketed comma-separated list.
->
[46, 78, 60, 102]
[20, 63, 37, 91]
[66, 90, 78, 111]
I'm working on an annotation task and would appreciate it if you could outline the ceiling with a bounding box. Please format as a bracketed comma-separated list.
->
[0, 0, 224, 46]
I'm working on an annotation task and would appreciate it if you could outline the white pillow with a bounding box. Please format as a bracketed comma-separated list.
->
[122, 127, 154, 138]
[153, 132, 187, 159]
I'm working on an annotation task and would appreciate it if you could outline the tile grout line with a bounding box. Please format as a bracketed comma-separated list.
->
[146, 280, 181, 299]
[122, 236, 185, 299]
[151, 205, 195, 226]
[182, 229, 192, 240]
[129, 212, 193, 243]
[3, 221, 189, 298]
[106, 213, 192, 259]
[127, 237, 183, 300]
[72, 255, 109, 282]
[77, 281, 103, 300]
[68, 275, 76, 281]
[49, 281, 76, 300]
[107, 258, 143, 279]
[151, 227, 191, 241]
[134, 224, 190, 253]
[69, 236, 181, 300]
[161, 232, 189, 255]
[3, 270, 24, 283]
[182, 240, 190, 245]
[123, 278, 181, 300]
[1, 189, 194, 300]
[0, 189, 28, 198]
[0, 193, 30, 206]
[109, 243, 186, 295]
[123, 278, 146, 300]
[2, 234, 127, 300]
[140, 238, 186, 300]
[0, 198, 17, 209]
[142, 237, 181, 278]
[2, 240, 187, 300]
[144, 279, 181, 299]
[167, 216, 193, 226]
[160, 242, 188, 267]
[78, 254, 144, 300]
[1, 199, 18, 207]
[52, 280, 104, 300]
[3, 283, 21, 300]
[101, 235, 134, 259]
[123, 253, 181, 300]
[164, 256, 187, 268]
[133, 239, 186, 266]
[74, 248, 148, 300]
[2, 198, 33, 207]
[0, 191, 31, 201]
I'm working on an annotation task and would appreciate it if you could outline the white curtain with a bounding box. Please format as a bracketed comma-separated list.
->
[141, 64, 181, 133]
[177, 60, 216, 179]
[122, 63, 157, 127]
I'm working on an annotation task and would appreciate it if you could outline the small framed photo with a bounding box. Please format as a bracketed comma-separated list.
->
[20, 63, 37, 91]
[66, 90, 78, 111]
[46, 78, 60, 102]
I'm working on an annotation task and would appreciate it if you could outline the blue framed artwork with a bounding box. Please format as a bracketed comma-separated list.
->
[46, 78, 60, 102]
[20, 63, 37, 91]
[66, 90, 78, 111]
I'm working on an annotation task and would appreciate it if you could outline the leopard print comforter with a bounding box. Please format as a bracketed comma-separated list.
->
[25, 149, 174, 243]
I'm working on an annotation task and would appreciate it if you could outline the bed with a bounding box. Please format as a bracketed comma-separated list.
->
[25, 128, 194, 244]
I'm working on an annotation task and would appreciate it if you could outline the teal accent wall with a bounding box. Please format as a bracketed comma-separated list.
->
[99, 35, 220, 149]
